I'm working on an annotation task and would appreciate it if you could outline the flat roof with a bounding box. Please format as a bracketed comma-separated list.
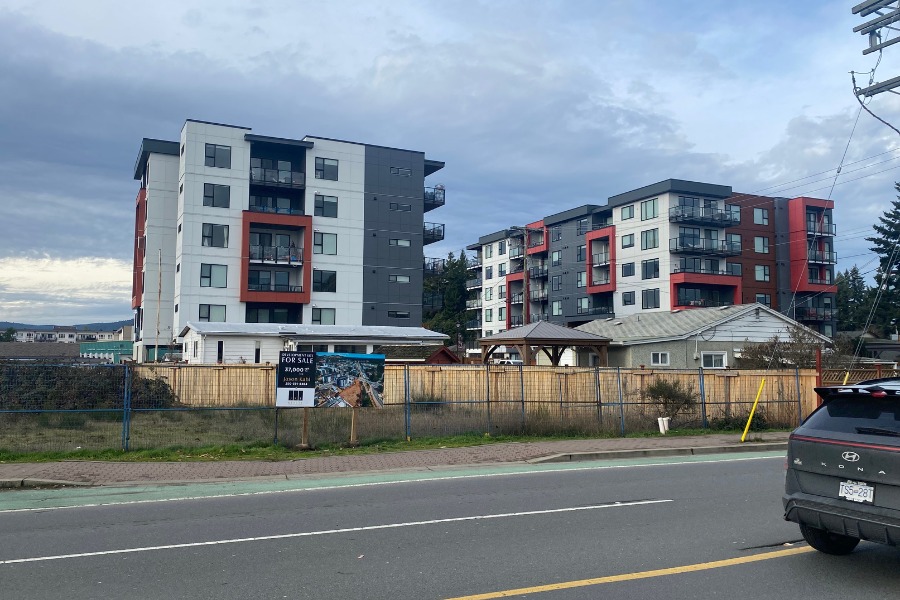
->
[184, 118, 252, 130]
[608, 179, 733, 207]
[304, 135, 444, 175]
[544, 204, 602, 226]
[245, 134, 314, 148]
[179, 322, 449, 343]
[133, 138, 180, 180]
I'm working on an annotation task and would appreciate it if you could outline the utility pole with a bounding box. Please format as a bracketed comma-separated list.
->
[852, 1, 900, 97]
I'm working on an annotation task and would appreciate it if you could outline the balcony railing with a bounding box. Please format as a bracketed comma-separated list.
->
[248, 203, 304, 216]
[675, 298, 734, 308]
[424, 257, 446, 275]
[807, 222, 836, 236]
[509, 245, 525, 259]
[593, 277, 611, 286]
[509, 264, 524, 275]
[669, 237, 741, 257]
[530, 289, 548, 302]
[465, 277, 483, 289]
[247, 283, 303, 293]
[672, 264, 742, 276]
[424, 222, 445, 245]
[511, 292, 524, 304]
[250, 168, 305, 188]
[592, 253, 611, 266]
[796, 307, 835, 321]
[808, 250, 837, 264]
[576, 306, 615, 317]
[465, 319, 481, 330]
[249, 245, 303, 264]
[510, 315, 524, 327]
[527, 236, 545, 248]
[808, 277, 834, 285]
[530, 313, 549, 323]
[468, 258, 482, 269]
[424, 186, 446, 212]
[528, 265, 548, 278]
[577, 224, 602, 235]
[466, 298, 483, 310]
[668, 206, 738, 227]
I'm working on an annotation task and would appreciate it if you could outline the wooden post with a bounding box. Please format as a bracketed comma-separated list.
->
[349, 405, 359, 447]
[296, 407, 310, 450]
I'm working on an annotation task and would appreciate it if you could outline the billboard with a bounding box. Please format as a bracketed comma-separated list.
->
[276, 351, 385, 408]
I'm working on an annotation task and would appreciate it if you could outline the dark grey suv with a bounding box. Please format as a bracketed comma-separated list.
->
[783, 377, 900, 554]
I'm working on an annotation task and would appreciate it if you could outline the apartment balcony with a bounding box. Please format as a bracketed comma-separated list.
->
[530, 289, 548, 302]
[671, 263, 742, 276]
[423, 291, 443, 312]
[530, 313, 549, 323]
[466, 298, 483, 310]
[592, 253, 611, 267]
[510, 315, 524, 327]
[796, 307, 835, 322]
[249, 245, 303, 265]
[527, 236, 545, 248]
[808, 250, 837, 264]
[807, 222, 836, 237]
[668, 206, 738, 227]
[466, 277, 483, 289]
[424, 257, 446, 275]
[509, 264, 524, 275]
[669, 237, 741, 257]
[577, 223, 603, 235]
[593, 277, 611, 286]
[424, 222, 445, 245]
[509, 245, 525, 259]
[466, 319, 481, 330]
[510, 292, 524, 304]
[249, 168, 305, 189]
[528, 265, 548, 278]
[576, 306, 615, 317]
[424, 186, 446, 212]
[468, 257, 482, 269]
[808, 276, 833, 285]
[247, 283, 303, 293]
[249, 200, 304, 216]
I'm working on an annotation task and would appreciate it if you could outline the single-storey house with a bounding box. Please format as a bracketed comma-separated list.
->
[373, 344, 462, 365]
[177, 322, 449, 364]
[575, 303, 831, 369]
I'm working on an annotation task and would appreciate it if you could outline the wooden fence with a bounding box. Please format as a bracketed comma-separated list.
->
[820, 368, 900, 385]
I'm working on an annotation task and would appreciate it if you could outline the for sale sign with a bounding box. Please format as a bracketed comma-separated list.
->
[275, 351, 316, 407]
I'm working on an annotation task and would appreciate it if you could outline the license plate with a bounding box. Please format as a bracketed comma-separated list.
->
[839, 480, 874, 504]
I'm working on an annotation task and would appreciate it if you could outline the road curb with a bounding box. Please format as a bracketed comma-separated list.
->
[0, 478, 93, 489]
[528, 442, 787, 463]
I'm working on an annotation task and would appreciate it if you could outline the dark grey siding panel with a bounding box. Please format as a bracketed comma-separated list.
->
[362, 145, 426, 326]
[544, 216, 590, 326]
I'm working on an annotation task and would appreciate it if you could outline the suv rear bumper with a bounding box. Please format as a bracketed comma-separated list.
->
[784, 493, 900, 546]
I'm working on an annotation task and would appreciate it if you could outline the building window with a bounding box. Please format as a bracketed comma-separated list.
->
[642, 288, 660, 309]
[176, 263, 180, 272]
[313, 232, 337, 255]
[702, 352, 726, 369]
[499, 284, 506, 299]
[577, 245, 586, 262]
[204, 143, 231, 168]
[755, 293, 771, 306]
[576, 271, 586, 288]
[485, 266, 493, 280]
[753, 208, 769, 225]
[389, 238, 411, 247]
[390, 167, 411, 177]
[312, 307, 336, 325]
[622, 234, 634, 248]
[484, 308, 493, 323]
[388, 310, 410, 318]
[640, 229, 659, 250]
[315, 157, 338, 180]
[389, 202, 411, 212]
[498, 306, 506, 320]
[484, 287, 492, 301]
[621, 205, 634, 220]
[498, 240, 506, 255]
[641, 258, 659, 279]
[577, 297, 589, 312]
[313, 269, 336, 292]
[727, 205, 741, 223]
[551, 250, 562, 266]
[651, 352, 670, 366]
[199, 304, 226, 322]
[498, 263, 507, 277]
[551, 227, 562, 242]
[200, 263, 227, 288]
[551, 300, 562, 316]
[203, 183, 230, 208]
[314, 194, 338, 217]
[389, 274, 411, 283]
[754, 236, 769, 253]
[202, 223, 229, 248]
[485, 244, 493, 258]
[641, 198, 658, 220]
[551, 275, 562, 291]
[755, 265, 770, 282]
[727, 233, 741, 249]
[622, 262, 635, 277]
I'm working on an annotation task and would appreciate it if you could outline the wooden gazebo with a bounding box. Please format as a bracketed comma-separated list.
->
[478, 321, 610, 366]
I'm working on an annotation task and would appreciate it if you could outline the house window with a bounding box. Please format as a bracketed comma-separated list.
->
[551, 227, 562, 241]
[551, 300, 562, 316]
[642, 288, 660, 309]
[390, 167, 411, 177]
[200, 264, 227, 288]
[551, 250, 562, 266]
[577, 245, 586, 262]
[498, 240, 506, 255]
[203, 183, 230, 208]
[551, 275, 562, 291]
[755, 265, 770, 282]
[754, 236, 769, 253]
[313, 232, 337, 255]
[389, 239, 411, 247]
[622, 234, 634, 248]
[202, 223, 229, 247]
[484, 308, 493, 323]
[313, 269, 336, 292]
[651, 352, 670, 366]
[622, 262, 635, 277]
[314, 195, 338, 217]
[755, 293, 771, 306]
[641, 229, 659, 250]
[640, 198, 658, 220]
[702, 352, 726, 369]
[576, 271, 586, 288]
[621, 205, 634, 220]
[389, 274, 411, 283]
[641, 258, 659, 280]
[388, 310, 410, 318]
[204, 144, 231, 168]
[312, 307, 336, 325]
[753, 208, 769, 225]
[315, 157, 338, 180]
[485, 266, 493, 280]
[623, 291, 635, 306]
[389, 202, 411, 212]
[199, 304, 226, 322]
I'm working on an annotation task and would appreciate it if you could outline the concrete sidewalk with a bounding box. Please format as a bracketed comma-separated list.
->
[0, 432, 789, 489]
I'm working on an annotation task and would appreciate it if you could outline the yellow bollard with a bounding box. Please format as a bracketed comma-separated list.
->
[741, 378, 766, 443]
[842, 371, 850, 385]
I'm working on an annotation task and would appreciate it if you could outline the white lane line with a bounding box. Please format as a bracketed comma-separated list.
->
[0, 499, 672, 565]
[0, 454, 781, 514]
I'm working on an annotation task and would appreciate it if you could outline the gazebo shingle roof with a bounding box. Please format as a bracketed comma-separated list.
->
[479, 321, 610, 343]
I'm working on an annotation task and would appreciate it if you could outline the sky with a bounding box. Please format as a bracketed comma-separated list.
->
[2, 0, 900, 325]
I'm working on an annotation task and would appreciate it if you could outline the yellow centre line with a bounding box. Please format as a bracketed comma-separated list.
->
[445, 546, 815, 600]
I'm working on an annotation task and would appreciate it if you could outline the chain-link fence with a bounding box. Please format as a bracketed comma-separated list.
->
[0, 363, 819, 453]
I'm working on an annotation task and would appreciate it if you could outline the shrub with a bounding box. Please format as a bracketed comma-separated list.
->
[643, 378, 698, 421]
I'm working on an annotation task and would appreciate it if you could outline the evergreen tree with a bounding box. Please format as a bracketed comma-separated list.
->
[835, 266, 869, 332]
[422, 251, 472, 345]
[865, 189, 900, 335]
[0, 327, 15, 342]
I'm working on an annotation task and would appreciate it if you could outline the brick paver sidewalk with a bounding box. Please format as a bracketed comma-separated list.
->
[0, 432, 789, 487]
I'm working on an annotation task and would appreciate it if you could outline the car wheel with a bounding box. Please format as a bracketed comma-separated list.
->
[799, 523, 860, 555]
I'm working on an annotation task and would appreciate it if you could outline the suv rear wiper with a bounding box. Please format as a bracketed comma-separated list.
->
[855, 426, 900, 437]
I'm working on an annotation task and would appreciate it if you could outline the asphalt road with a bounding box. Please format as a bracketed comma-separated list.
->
[1, 455, 898, 599]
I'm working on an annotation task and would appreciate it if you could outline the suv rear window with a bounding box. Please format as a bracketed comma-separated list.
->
[803, 397, 900, 436]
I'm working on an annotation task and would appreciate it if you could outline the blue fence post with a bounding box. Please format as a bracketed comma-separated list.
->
[616, 367, 625, 437]
[698, 368, 708, 429]
[795, 367, 803, 426]
[122, 364, 132, 451]
[404, 364, 411, 441]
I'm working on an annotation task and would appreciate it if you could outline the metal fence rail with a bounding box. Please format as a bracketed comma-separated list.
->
[0, 363, 822, 453]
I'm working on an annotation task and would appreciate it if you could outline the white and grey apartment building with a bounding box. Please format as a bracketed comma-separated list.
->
[131, 119, 445, 362]
[466, 179, 837, 357]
